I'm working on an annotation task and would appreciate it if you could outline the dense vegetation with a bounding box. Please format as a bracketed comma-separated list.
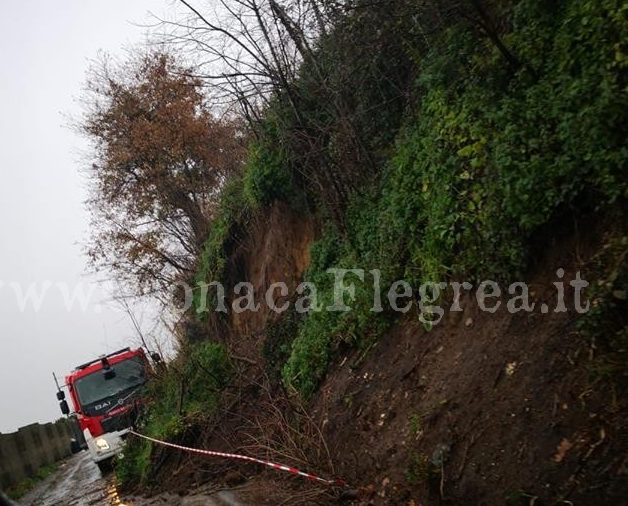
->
[116, 341, 232, 483]
[196, 0, 627, 396]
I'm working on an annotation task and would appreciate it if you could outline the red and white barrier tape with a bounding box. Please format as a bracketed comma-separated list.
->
[128, 429, 347, 487]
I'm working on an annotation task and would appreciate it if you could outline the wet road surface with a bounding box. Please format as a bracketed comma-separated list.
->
[18, 452, 246, 506]
[19, 452, 121, 506]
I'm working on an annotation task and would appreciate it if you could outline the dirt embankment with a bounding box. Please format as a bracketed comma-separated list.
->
[156, 204, 626, 506]
[310, 241, 627, 504]
[223, 201, 315, 360]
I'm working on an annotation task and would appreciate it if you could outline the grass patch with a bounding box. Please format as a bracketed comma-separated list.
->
[405, 452, 430, 485]
[6, 462, 57, 499]
[409, 413, 424, 439]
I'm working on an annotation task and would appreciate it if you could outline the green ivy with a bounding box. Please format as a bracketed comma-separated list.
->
[243, 140, 294, 208]
[282, 0, 627, 397]
[193, 176, 250, 319]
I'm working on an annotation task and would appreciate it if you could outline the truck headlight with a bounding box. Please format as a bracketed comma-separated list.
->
[95, 438, 110, 450]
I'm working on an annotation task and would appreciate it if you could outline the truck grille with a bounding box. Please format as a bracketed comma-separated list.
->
[101, 410, 135, 433]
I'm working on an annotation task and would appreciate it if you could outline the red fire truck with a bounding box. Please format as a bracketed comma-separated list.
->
[55, 347, 150, 471]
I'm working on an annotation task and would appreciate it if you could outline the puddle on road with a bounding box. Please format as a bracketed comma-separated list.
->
[104, 483, 130, 506]
[19, 452, 134, 506]
[79, 477, 135, 506]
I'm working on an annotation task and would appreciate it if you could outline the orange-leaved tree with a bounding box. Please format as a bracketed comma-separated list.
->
[81, 51, 246, 299]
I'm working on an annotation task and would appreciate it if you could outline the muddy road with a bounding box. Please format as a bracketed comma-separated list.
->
[18, 452, 246, 506]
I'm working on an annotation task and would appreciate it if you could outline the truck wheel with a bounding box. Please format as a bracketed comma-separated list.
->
[96, 458, 113, 474]
[70, 439, 81, 454]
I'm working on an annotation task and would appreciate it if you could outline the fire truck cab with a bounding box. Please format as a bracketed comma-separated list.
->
[56, 347, 148, 471]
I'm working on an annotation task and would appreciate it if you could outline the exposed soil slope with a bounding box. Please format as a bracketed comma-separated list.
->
[145, 206, 626, 506]
[308, 221, 627, 505]
[219, 207, 627, 504]
[223, 202, 315, 360]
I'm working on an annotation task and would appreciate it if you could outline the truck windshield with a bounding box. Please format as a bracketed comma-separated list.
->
[74, 356, 146, 407]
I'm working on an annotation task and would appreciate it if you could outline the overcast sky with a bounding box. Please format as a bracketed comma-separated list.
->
[0, 1, 174, 433]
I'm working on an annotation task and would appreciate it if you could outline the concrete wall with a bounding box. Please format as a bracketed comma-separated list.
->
[0, 418, 73, 489]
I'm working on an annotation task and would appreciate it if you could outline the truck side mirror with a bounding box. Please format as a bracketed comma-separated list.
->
[60, 400, 70, 415]
[56, 390, 65, 401]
